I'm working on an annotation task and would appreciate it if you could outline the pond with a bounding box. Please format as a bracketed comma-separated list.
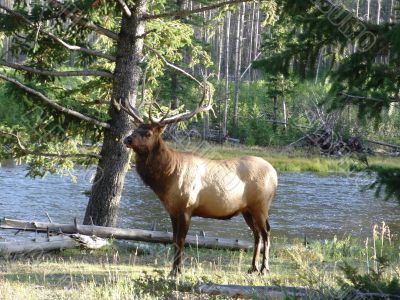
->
[0, 161, 399, 241]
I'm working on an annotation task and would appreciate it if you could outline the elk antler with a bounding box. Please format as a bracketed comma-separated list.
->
[150, 82, 213, 126]
[116, 81, 213, 126]
[114, 99, 144, 123]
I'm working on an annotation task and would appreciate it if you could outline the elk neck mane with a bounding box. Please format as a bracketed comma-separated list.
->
[134, 137, 180, 197]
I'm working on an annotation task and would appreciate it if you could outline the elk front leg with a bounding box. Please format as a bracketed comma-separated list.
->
[171, 212, 191, 276]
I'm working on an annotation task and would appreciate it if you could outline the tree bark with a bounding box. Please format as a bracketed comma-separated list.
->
[83, 1, 147, 226]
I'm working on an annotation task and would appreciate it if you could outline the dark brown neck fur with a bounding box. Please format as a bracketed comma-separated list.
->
[134, 138, 177, 199]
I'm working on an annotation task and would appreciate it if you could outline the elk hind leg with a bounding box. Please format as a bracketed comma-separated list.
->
[253, 214, 271, 275]
[242, 212, 261, 273]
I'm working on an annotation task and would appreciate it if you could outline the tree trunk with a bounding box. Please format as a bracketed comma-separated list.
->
[248, 1, 256, 81]
[389, 0, 394, 22]
[222, 10, 231, 138]
[366, 0, 371, 21]
[314, 49, 323, 84]
[282, 98, 287, 132]
[84, 1, 147, 226]
[356, 0, 360, 17]
[232, 3, 245, 138]
[251, 3, 260, 81]
[272, 95, 278, 133]
[376, 0, 381, 24]
[170, 0, 186, 109]
[202, 9, 210, 138]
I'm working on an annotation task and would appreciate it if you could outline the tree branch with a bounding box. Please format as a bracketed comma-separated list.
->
[1, 61, 113, 78]
[0, 73, 110, 129]
[116, 0, 132, 17]
[340, 92, 400, 103]
[0, 4, 116, 61]
[142, 0, 253, 20]
[0, 131, 101, 159]
[144, 44, 202, 86]
[48, 0, 119, 40]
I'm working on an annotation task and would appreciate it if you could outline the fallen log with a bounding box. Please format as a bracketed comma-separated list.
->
[367, 139, 400, 150]
[0, 234, 108, 256]
[198, 284, 312, 299]
[0, 218, 253, 251]
[198, 284, 400, 299]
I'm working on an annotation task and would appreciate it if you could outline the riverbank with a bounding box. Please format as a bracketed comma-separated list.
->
[1, 230, 398, 299]
[169, 142, 400, 173]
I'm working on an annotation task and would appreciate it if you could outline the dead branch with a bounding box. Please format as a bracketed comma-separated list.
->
[116, 0, 132, 17]
[144, 44, 202, 86]
[0, 4, 116, 61]
[1, 61, 113, 78]
[142, 0, 254, 20]
[0, 74, 110, 129]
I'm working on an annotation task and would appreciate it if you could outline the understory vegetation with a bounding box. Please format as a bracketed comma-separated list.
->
[1, 224, 399, 299]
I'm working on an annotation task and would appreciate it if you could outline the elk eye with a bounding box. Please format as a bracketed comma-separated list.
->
[144, 132, 152, 137]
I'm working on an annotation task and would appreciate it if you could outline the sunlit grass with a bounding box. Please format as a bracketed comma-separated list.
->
[168, 142, 400, 173]
[1, 227, 399, 299]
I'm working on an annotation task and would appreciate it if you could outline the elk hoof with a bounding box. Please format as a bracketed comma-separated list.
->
[247, 266, 259, 274]
[259, 265, 270, 275]
[169, 267, 182, 277]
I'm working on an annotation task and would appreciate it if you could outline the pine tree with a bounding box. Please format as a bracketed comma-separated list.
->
[0, 0, 255, 226]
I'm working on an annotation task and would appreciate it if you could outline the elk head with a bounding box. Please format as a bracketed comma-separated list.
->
[123, 123, 165, 154]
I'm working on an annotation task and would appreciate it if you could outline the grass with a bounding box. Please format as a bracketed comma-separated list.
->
[1, 224, 399, 299]
[169, 142, 400, 174]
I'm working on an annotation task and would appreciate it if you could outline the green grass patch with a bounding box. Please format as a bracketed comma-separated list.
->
[167, 142, 400, 174]
[1, 228, 399, 299]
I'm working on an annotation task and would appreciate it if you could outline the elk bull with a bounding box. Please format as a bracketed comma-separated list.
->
[120, 92, 278, 275]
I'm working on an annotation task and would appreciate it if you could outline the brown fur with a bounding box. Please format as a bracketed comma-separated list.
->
[124, 123, 278, 275]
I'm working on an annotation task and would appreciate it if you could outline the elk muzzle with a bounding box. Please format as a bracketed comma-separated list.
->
[123, 135, 133, 146]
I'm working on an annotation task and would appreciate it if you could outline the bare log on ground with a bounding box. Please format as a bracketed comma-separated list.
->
[0, 234, 108, 256]
[0, 218, 253, 250]
[367, 139, 400, 150]
[198, 284, 400, 299]
[198, 284, 312, 299]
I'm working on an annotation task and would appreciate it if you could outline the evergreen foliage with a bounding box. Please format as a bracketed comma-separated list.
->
[0, 0, 213, 177]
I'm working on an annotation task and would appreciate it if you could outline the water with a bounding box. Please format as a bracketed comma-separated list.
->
[0, 161, 399, 241]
